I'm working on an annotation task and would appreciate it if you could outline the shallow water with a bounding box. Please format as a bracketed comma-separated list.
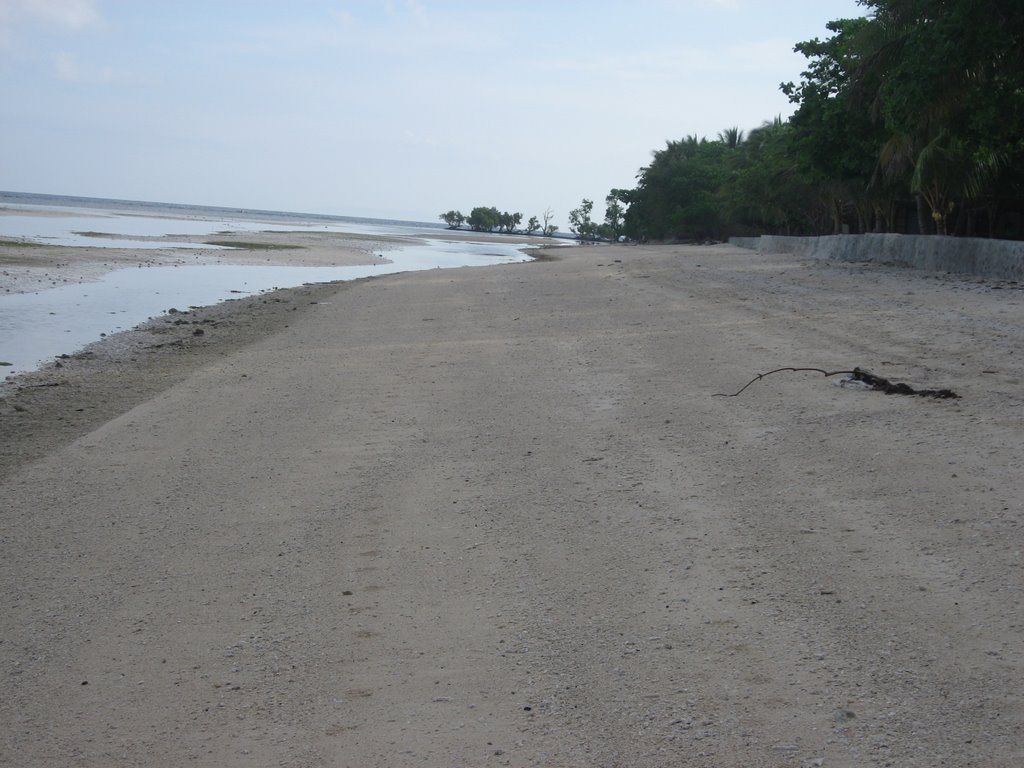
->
[0, 211, 400, 248]
[0, 214, 235, 249]
[0, 195, 448, 247]
[0, 238, 531, 377]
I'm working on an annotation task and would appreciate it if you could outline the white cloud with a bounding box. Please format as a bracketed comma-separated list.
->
[382, 0, 429, 27]
[0, 0, 98, 49]
[330, 8, 356, 28]
[51, 50, 119, 84]
[0, 0, 99, 29]
[51, 50, 79, 80]
[404, 0, 429, 27]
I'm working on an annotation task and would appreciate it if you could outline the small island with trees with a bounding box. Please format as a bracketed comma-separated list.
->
[439, 195, 629, 243]
[440, 206, 559, 237]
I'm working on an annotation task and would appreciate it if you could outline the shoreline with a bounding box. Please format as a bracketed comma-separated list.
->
[0, 277, 353, 476]
[0, 224, 553, 473]
[0, 221, 403, 471]
[1, 219, 549, 379]
[0, 228, 398, 296]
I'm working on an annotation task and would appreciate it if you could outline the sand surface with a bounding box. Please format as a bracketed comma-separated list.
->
[1, 242, 1022, 766]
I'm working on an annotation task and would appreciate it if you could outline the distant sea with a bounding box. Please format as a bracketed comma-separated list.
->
[0, 190, 444, 232]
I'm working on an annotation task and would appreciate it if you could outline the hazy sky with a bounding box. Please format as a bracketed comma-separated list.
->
[1, 0, 865, 224]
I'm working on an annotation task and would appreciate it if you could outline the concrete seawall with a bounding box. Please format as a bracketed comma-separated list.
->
[729, 234, 1024, 281]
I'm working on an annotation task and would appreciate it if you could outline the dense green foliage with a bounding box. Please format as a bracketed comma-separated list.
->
[620, 0, 1024, 240]
[439, 206, 554, 235]
[568, 199, 597, 241]
[439, 210, 465, 229]
[441, 206, 524, 233]
[467, 207, 500, 232]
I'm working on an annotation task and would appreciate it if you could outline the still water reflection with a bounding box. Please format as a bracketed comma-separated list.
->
[0, 239, 531, 377]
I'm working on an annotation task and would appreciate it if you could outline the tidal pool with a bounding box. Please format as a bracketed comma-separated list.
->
[0, 238, 532, 377]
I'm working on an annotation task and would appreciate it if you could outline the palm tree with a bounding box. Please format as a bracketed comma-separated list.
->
[717, 126, 745, 149]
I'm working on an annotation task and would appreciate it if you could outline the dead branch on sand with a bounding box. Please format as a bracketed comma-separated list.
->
[714, 367, 960, 399]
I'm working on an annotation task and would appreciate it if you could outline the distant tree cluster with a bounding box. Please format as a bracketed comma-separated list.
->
[439, 210, 465, 229]
[440, 3, 1024, 246]
[567, 193, 627, 241]
[439, 206, 558, 236]
[618, 0, 1024, 241]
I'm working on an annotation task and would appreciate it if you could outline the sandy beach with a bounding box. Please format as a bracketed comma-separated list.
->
[1, 240, 1022, 766]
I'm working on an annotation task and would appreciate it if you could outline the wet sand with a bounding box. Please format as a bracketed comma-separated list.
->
[0, 228, 396, 295]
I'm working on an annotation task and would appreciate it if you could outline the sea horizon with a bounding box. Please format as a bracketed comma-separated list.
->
[0, 190, 445, 231]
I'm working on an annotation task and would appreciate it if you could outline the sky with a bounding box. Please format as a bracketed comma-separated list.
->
[0, 0, 866, 224]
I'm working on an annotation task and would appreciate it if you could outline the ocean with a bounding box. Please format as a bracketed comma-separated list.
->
[0, 190, 445, 233]
[0, 192, 537, 377]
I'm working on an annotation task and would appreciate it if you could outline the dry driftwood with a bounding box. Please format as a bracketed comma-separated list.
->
[714, 366, 960, 399]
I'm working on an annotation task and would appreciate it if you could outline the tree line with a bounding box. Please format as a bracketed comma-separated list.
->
[438, 196, 629, 242]
[442, 1, 1023, 244]
[440, 207, 558, 236]
[618, 0, 1024, 241]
